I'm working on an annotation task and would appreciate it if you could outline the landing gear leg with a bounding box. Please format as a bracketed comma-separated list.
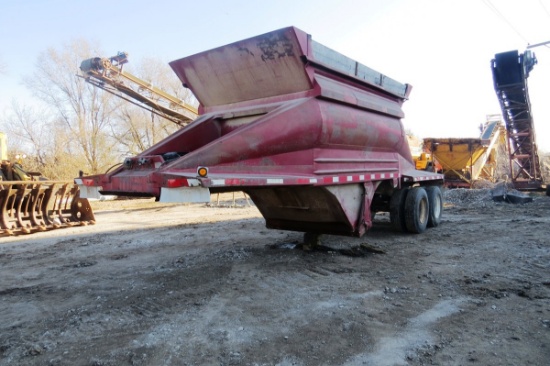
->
[303, 232, 321, 250]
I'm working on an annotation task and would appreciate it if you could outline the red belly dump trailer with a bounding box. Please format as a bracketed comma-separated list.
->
[77, 27, 444, 237]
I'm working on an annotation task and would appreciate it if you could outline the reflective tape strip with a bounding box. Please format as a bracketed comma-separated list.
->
[185, 179, 202, 187]
[211, 179, 226, 186]
[412, 174, 444, 182]
[197, 173, 442, 187]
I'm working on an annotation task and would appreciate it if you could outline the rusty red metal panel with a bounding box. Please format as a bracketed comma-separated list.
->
[170, 26, 411, 113]
[170, 27, 313, 108]
[80, 27, 444, 237]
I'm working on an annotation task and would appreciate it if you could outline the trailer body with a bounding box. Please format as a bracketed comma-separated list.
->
[78, 27, 443, 236]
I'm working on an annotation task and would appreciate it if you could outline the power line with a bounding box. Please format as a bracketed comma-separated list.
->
[482, 0, 531, 44]
[532, 1, 550, 49]
[538, 0, 550, 21]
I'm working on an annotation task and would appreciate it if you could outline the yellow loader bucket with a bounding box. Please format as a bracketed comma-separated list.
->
[0, 181, 95, 236]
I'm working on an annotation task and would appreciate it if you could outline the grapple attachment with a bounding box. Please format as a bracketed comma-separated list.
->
[0, 181, 95, 236]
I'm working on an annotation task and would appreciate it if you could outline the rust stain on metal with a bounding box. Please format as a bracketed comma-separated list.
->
[237, 47, 254, 57]
[257, 33, 295, 61]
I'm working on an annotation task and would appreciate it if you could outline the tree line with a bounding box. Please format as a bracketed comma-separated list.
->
[0, 39, 196, 180]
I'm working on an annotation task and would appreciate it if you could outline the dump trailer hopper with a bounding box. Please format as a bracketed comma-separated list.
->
[423, 119, 505, 188]
[79, 27, 444, 236]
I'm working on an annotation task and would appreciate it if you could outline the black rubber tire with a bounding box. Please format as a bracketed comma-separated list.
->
[425, 186, 443, 228]
[404, 187, 429, 234]
[390, 188, 408, 232]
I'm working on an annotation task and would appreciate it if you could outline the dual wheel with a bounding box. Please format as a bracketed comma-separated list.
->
[390, 186, 442, 234]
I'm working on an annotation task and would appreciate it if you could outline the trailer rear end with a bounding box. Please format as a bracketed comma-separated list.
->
[78, 27, 443, 236]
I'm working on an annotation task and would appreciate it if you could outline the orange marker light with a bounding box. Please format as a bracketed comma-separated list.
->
[197, 166, 208, 177]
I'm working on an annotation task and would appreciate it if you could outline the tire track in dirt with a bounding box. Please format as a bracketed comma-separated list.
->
[345, 298, 469, 366]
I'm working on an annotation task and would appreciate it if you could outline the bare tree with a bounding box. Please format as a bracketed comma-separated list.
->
[2, 101, 50, 164]
[3, 43, 198, 178]
[23, 39, 119, 174]
[111, 56, 197, 156]
[0, 101, 77, 179]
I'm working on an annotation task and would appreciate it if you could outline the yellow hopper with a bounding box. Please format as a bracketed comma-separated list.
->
[423, 120, 505, 188]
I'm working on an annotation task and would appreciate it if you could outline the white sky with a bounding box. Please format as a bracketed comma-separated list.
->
[1, 0, 549, 150]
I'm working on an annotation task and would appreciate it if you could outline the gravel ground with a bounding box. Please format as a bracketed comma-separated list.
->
[0, 190, 549, 365]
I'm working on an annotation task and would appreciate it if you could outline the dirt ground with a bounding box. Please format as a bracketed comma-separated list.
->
[0, 189, 549, 366]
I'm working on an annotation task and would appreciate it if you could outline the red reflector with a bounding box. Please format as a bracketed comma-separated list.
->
[166, 178, 188, 188]
[82, 179, 95, 186]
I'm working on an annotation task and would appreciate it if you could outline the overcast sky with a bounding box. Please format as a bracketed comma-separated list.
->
[1, 0, 549, 150]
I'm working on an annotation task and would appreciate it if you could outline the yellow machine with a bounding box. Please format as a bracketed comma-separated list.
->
[422, 118, 506, 188]
[0, 133, 95, 236]
[414, 152, 440, 172]
[408, 135, 441, 172]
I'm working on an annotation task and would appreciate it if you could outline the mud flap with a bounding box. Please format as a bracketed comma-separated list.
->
[159, 187, 211, 203]
[75, 178, 103, 200]
[355, 182, 375, 237]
